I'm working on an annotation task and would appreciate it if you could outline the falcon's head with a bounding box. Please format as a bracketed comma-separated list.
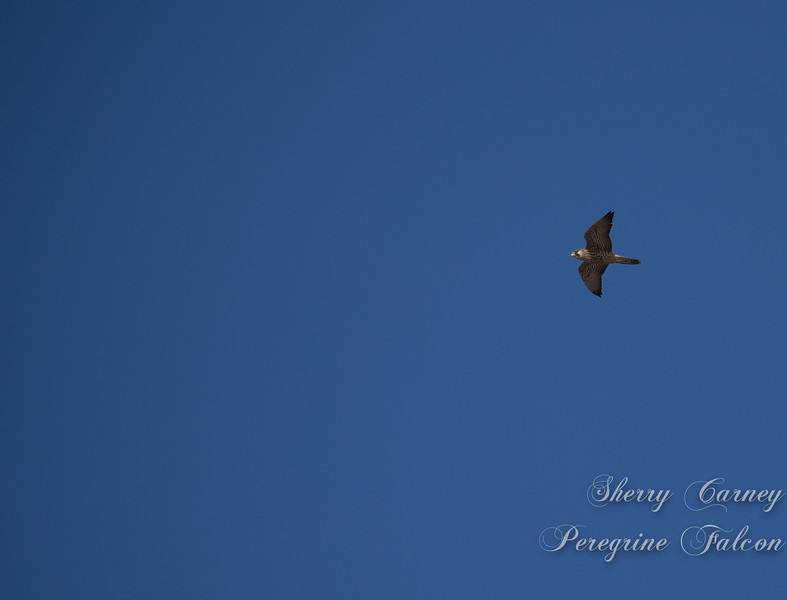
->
[570, 249, 581, 260]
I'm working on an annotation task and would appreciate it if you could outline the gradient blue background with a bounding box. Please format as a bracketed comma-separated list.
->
[3, 2, 786, 598]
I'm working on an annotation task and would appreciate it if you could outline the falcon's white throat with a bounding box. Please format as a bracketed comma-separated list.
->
[571, 249, 591, 261]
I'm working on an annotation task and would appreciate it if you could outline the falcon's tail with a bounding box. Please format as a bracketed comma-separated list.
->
[613, 255, 641, 265]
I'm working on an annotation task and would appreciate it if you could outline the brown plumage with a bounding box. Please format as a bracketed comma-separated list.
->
[570, 211, 641, 297]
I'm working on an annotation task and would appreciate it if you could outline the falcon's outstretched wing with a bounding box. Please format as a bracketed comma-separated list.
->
[578, 262, 608, 297]
[584, 211, 614, 253]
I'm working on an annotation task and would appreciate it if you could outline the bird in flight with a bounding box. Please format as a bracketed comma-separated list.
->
[571, 211, 641, 297]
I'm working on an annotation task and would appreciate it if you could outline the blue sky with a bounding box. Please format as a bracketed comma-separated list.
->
[2, 1, 787, 598]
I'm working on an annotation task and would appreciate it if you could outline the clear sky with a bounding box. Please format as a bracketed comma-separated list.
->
[3, 1, 787, 598]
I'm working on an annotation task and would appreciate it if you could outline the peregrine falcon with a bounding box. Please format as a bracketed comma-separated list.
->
[571, 211, 641, 297]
